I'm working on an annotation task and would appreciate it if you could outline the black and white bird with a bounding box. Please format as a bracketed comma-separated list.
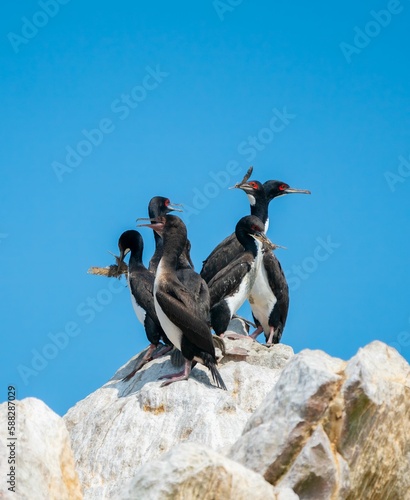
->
[208, 215, 279, 337]
[200, 180, 268, 283]
[201, 178, 311, 284]
[248, 243, 289, 344]
[118, 196, 185, 380]
[141, 215, 226, 389]
[248, 180, 310, 344]
[117, 230, 172, 380]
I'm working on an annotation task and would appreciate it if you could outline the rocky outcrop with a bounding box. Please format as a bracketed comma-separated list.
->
[4, 339, 409, 500]
[230, 341, 410, 500]
[117, 442, 298, 500]
[64, 338, 293, 499]
[0, 398, 82, 500]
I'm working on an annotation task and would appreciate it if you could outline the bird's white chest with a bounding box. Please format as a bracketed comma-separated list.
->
[249, 262, 277, 333]
[127, 274, 146, 325]
[153, 262, 183, 351]
[225, 247, 263, 315]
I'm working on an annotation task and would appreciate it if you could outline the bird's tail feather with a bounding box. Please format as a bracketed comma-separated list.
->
[272, 322, 285, 344]
[170, 347, 185, 367]
[201, 352, 227, 390]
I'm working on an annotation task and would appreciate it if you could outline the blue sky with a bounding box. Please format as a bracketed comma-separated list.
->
[1, 0, 410, 416]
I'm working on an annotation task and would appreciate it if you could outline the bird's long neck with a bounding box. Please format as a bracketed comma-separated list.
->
[237, 231, 259, 258]
[250, 194, 268, 226]
[129, 244, 145, 271]
[149, 238, 163, 272]
[162, 230, 186, 271]
[148, 206, 164, 250]
[246, 237, 259, 258]
[177, 240, 194, 269]
[153, 231, 162, 251]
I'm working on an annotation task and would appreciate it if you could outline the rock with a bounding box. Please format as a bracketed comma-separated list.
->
[277, 426, 350, 500]
[338, 341, 410, 499]
[230, 341, 410, 500]
[117, 442, 298, 500]
[0, 398, 82, 500]
[229, 349, 346, 494]
[3, 341, 407, 500]
[225, 316, 250, 336]
[64, 338, 293, 499]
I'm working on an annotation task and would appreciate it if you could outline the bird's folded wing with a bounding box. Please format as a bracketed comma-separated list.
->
[200, 234, 243, 281]
[155, 287, 214, 355]
[208, 258, 252, 307]
[129, 272, 157, 321]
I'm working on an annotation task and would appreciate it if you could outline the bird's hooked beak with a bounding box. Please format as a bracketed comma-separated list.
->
[251, 232, 286, 251]
[282, 186, 311, 195]
[232, 181, 255, 194]
[229, 166, 254, 189]
[137, 216, 166, 235]
[167, 202, 183, 213]
[116, 248, 130, 266]
[107, 250, 129, 276]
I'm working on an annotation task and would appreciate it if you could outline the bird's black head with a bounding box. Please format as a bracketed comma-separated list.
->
[263, 180, 311, 202]
[235, 215, 264, 249]
[236, 215, 264, 235]
[235, 215, 280, 252]
[235, 180, 266, 206]
[148, 196, 182, 219]
[141, 215, 187, 263]
[162, 214, 187, 239]
[117, 230, 144, 264]
[138, 214, 187, 243]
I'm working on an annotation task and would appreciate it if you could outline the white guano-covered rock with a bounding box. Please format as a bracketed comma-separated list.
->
[64, 339, 293, 499]
[8, 340, 408, 500]
[229, 350, 346, 489]
[0, 398, 82, 500]
[230, 342, 410, 500]
[338, 341, 410, 499]
[117, 442, 298, 500]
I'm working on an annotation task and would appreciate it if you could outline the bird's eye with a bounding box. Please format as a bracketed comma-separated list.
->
[164, 199, 170, 206]
[250, 181, 258, 189]
[279, 184, 288, 191]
